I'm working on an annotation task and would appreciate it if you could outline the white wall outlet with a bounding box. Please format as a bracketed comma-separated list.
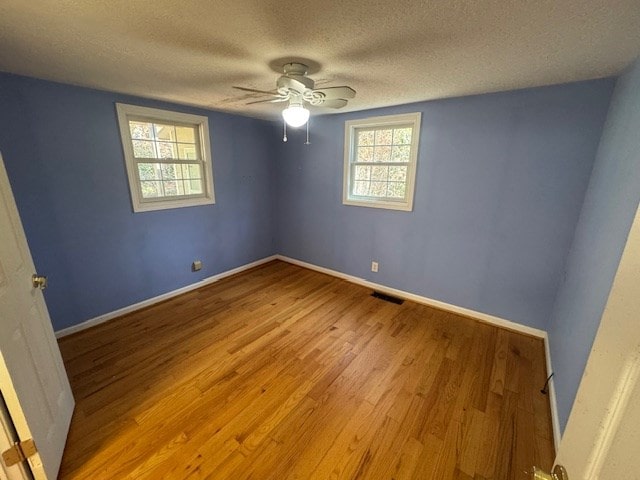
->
[371, 261, 379, 273]
[192, 260, 202, 272]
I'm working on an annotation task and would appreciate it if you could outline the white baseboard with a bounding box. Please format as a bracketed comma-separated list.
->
[54, 255, 278, 338]
[276, 254, 562, 447]
[543, 334, 562, 450]
[276, 255, 546, 338]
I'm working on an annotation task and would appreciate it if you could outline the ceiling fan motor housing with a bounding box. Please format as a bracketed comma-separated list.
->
[277, 76, 315, 95]
[277, 63, 315, 95]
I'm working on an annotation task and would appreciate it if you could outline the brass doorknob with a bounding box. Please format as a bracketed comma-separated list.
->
[32, 274, 48, 290]
[532, 465, 568, 480]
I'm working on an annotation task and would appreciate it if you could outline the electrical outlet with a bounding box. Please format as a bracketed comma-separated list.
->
[371, 261, 379, 273]
[192, 260, 202, 272]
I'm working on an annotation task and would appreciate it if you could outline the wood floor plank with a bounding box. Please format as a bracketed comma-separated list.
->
[475, 392, 504, 478]
[387, 437, 424, 479]
[57, 260, 555, 479]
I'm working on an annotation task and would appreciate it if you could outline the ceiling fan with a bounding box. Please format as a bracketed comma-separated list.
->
[234, 63, 356, 129]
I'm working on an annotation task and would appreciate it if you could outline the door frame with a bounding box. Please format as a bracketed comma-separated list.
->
[0, 389, 31, 480]
[555, 202, 640, 476]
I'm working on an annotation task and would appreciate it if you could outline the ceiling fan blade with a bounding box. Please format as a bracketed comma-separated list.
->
[313, 86, 356, 99]
[319, 98, 348, 109]
[246, 97, 288, 105]
[232, 86, 279, 96]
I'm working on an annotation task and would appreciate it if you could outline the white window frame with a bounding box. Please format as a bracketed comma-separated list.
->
[116, 103, 215, 212]
[343, 112, 421, 212]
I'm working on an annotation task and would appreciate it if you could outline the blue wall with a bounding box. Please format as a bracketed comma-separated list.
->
[548, 58, 640, 432]
[0, 69, 625, 437]
[0, 73, 278, 331]
[276, 80, 614, 330]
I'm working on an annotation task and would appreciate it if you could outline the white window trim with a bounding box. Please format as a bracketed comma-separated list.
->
[343, 112, 421, 212]
[116, 103, 216, 212]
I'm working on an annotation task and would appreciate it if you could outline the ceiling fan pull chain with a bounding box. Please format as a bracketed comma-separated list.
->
[305, 118, 310, 145]
[283, 119, 287, 142]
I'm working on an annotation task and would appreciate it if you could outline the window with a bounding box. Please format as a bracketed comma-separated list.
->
[343, 112, 421, 211]
[116, 103, 215, 212]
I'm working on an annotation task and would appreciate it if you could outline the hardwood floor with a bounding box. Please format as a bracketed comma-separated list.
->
[57, 260, 555, 479]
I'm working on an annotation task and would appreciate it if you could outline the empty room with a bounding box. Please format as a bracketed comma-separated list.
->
[1, 1, 639, 479]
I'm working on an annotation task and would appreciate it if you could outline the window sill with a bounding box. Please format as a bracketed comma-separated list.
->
[132, 196, 215, 213]
[343, 197, 413, 212]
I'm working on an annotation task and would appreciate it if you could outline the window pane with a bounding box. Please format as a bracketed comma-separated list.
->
[182, 164, 202, 179]
[160, 164, 182, 180]
[154, 124, 176, 141]
[177, 143, 198, 160]
[189, 164, 202, 179]
[387, 182, 406, 199]
[140, 181, 163, 198]
[389, 166, 407, 182]
[129, 121, 153, 140]
[132, 140, 156, 158]
[157, 142, 177, 159]
[176, 126, 196, 143]
[393, 127, 412, 145]
[357, 146, 374, 162]
[177, 180, 187, 196]
[357, 130, 375, 146]
[163, 180, 177, 196]
[162, 180, 185, 196]
[354, 165, 371, 180]
[374, 129, 393, 145]
[185, 179, 203, 195]
[138, 163, 160, 180]
[370, 181, 387, 197]
[353, 180, 369, 196]
[371, 165, 388, 181]
[373, 146, 392, 162]
[392, 145, 411, 162]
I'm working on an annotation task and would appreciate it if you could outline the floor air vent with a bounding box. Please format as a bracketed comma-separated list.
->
[371, 291, 404, 305]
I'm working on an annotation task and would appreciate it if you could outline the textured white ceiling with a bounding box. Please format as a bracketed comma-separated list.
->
[0, 0, 639, 120]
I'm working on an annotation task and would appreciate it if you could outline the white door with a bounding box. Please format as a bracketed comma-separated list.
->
[0, 152, 74, 480]
[554, 202, 640, 479]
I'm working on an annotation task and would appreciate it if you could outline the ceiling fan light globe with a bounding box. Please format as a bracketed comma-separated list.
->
[282, 105, 310, 127]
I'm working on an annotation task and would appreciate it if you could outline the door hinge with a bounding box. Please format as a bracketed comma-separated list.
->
[2, 439, 37, 467]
